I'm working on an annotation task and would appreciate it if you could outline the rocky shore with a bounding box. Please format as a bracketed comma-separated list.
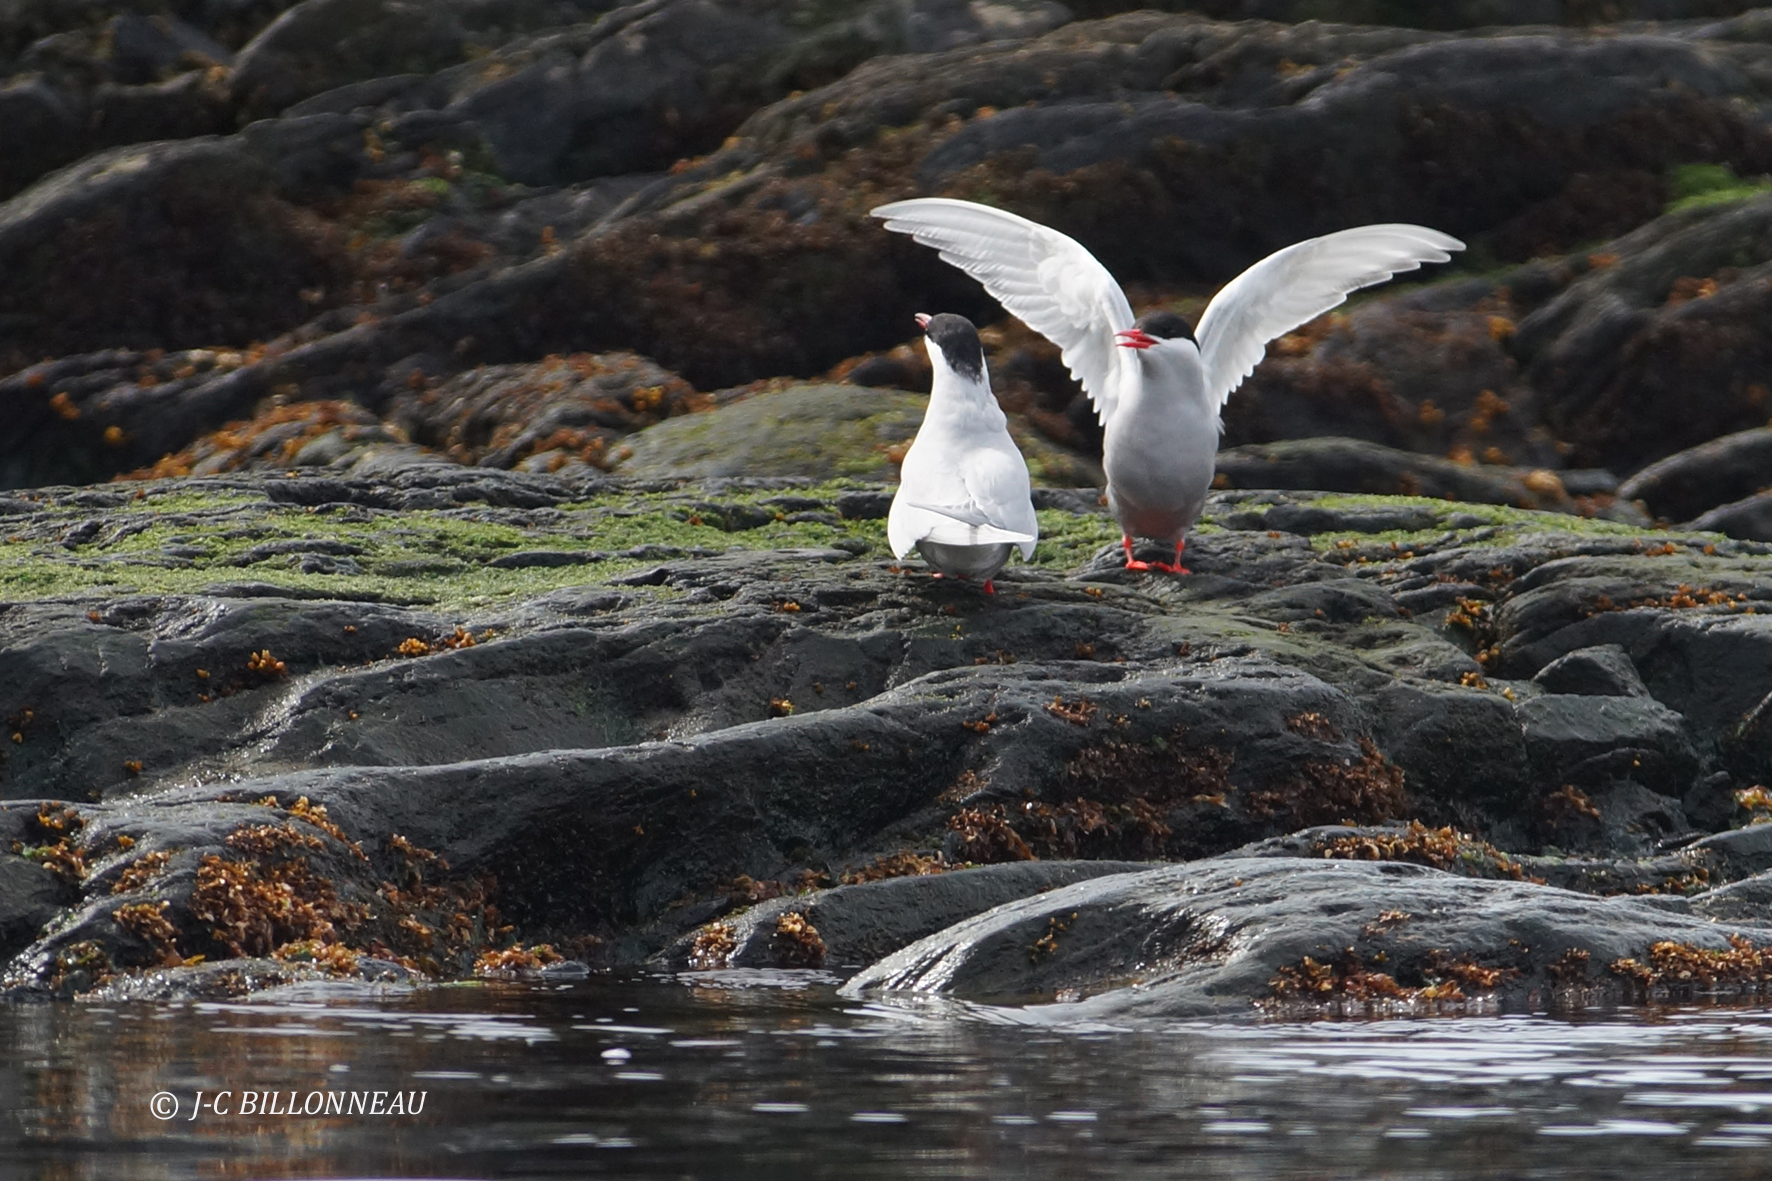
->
[0, 467, 1768, 1014]
[6, 0, 1772, 1015]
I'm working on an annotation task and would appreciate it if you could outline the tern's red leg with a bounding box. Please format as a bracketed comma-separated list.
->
[1153, 538, 1191, 576]
[1121, 536, 1153, 571]
[983, 579, 996, 595]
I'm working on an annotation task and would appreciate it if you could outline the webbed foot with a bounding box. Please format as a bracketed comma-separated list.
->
[1120, 536, 1154, 571]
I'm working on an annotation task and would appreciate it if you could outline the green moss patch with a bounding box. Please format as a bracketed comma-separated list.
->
[0, 480, 900, 607]
[1665, 163, 1772, 215]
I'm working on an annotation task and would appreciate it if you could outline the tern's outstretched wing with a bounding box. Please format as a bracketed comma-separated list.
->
[873, 198, 1135, 427]
[1195, 224, 1464, 409]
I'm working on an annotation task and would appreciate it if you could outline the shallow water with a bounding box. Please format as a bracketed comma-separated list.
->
[8, 973, 1772, 1179]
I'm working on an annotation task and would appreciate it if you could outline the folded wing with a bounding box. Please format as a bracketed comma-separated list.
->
[1195, 224, 1464, 411]
[890, 445, 1038, 559]
[872, 198, 1136, 426]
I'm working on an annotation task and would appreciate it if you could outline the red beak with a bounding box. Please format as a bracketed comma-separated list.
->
[915, 313, 932, 331]
[1115, 328, 1157, 350]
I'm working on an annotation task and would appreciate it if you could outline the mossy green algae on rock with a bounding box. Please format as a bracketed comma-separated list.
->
[613, 383, 1102, 486]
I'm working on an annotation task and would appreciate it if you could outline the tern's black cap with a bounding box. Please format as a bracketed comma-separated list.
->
[921, 312, 985, 382]
[1135, 309, 1196, 344]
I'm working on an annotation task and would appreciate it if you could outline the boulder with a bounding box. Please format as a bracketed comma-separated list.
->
[1514, 198, 1772, 474]
[0, 79, 85, 199]
[657, 860, 1150, 969]
[1531, 643, 1650, 697]
[1691, 491, 1772, 542]
[389, 352, 704, 470]
[232, 0, 472, 116]
[1516, 692, 1699, 797]
[1691, 867, 1772, 920]
[1617, 426, 1772, 524]
[613, 383, 1102, 484]
[839, 856, 1772, 1015]
[615, 385, 925, 480]
[106, 13, 234, 85]
[1213, 437, 1576, 512]
[0, 122, 370, 361]
[331, 0, 1074, 186]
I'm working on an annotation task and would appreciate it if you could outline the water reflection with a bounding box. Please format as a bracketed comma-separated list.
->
[4, 975, 1772, 1177]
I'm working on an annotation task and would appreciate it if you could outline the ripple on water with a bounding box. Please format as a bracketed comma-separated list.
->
[14, 982, 1772, 1177]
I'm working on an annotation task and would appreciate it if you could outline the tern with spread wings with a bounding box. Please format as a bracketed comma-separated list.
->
[887, 311, 1037, 594]
[873, 199, 1463, 573]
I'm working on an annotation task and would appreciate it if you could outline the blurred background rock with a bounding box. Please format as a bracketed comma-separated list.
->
[6, 0, 1772, 535]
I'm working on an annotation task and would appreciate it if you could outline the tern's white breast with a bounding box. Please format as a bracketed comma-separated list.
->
[1102, 343, 1219, 542]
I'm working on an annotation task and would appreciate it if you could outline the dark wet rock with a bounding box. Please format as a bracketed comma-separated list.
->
[1565, 780, 1693, 858]
[1364, 683, 1534, 813]
[906, 34, 1772, 272]
[657, 860, 1149, 969]
[557, 22, 1772, 393]
[0, 125, 368, 362]
[19, 12, 1772, 488]
[1691, 868, 1772, 921]
[232, 0, 474, 116]
[1213, 437, 1578, 513]
[77, 956, 419, 1003]
[1480, 561, 1772, 798]
[143, 12, 1769, 407]
[1688, 822, 1772, 879]
[839, 857, 1772, 1016]
[1616, 427, 1772, 523]
[1683, 769, 1742, 830]
[0, 78, 86, 199]
[1518, 693, 1699, 797]
[0, 2, 299, 64]
[385, 352, 703, 471]
[1233, 820, 1717, 895]
[89, 69, 236, 148]
[108, 13, 234, 84]
[0, 473, 1767, 997]
[127, 400, 423, 480]
[0, 57, 234, 201]
[0, 807, 79, 963]
[1531, 643, 1650, 698]
[1182, 2, 1764, 27]
[1217, 191, 1772, 488]
[1514, 197, 1772, 474]
[223, 0, 637, 116]
[1691, 492, 1772, 542]
[1217, 278, 1556, 471]
[310, 0, 1072, 188]
[432, 2, 803, 185]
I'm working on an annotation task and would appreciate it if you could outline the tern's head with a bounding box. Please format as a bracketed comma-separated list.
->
[917, 312, 987, 386]
[1114, 309, 1197, 351]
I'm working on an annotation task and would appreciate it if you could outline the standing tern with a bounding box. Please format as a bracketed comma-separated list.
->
[887, 311, 1038, 594]
[872, 199, 1463, 573]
